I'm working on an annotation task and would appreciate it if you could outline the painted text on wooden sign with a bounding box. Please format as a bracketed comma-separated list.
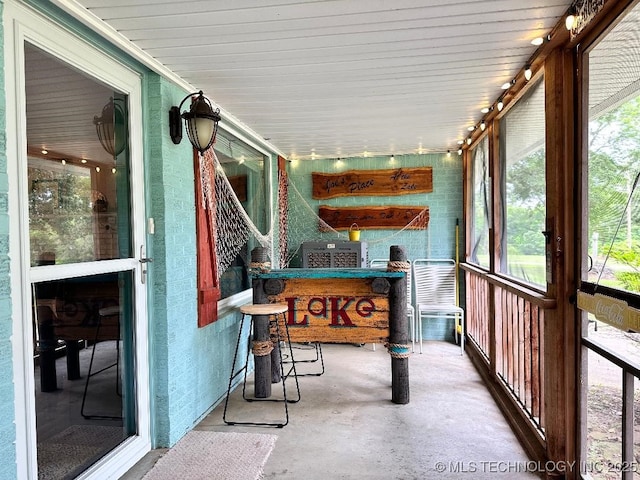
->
[312, 167, 433, 199]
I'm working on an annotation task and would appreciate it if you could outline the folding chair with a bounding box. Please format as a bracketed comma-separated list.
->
[370, 259, 416, 352]
[413, 258, 464, 355]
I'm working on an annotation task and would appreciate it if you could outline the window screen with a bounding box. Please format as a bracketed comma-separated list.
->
[499, 78, 546, 287]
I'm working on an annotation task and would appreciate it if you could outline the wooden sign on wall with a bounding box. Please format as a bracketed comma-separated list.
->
[312, 167, 433, 199]
[319, 205, 429, 230]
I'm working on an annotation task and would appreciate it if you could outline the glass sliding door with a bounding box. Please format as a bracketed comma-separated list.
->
[24, 42, 141, 479]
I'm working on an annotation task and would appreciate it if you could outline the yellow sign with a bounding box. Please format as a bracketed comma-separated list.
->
[577, 290, 640, 332]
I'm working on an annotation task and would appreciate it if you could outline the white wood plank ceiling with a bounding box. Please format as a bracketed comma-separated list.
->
[52, 0, 573, 160]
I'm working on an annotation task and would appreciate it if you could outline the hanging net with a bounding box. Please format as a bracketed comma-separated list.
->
[200, 147, 433, 278]
[198, 148, 273, 280]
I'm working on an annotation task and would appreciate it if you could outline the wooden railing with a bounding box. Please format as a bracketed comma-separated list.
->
[462, 263, 556, 437]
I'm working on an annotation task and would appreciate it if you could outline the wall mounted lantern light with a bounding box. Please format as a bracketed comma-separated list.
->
[169, 91, 221, 154]
[94, 97, 127, 157]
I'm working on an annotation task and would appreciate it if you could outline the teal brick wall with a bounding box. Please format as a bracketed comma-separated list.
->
[144, 76, 251, 447]
[286, 154, 464, 340]
[0, 0, 18, 476]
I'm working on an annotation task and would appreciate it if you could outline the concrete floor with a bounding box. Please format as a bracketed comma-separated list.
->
[121, 342, 542, 479]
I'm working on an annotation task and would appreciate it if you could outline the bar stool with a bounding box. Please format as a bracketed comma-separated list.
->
[283, 342, 324, 377]
[223, 303, 300, 428]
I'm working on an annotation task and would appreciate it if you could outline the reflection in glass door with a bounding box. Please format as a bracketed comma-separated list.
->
[25, 43, 138, 478]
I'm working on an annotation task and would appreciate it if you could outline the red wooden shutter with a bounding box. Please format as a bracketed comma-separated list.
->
[194, 149, 220, 327]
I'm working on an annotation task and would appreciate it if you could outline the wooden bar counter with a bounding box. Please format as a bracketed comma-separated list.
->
[250, 245, 410, 404]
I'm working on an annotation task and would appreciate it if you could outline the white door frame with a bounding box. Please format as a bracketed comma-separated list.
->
[4, 2, 151, 478]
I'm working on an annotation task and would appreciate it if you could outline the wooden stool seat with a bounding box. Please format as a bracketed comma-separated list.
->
[240, 303, 288, 316]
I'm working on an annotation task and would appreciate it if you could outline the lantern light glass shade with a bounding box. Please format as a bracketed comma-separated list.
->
[94, 97, 127, 157]
[170, 91, 221, 154]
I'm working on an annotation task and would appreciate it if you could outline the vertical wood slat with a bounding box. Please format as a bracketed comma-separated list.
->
[622, 371, 634, 480]
[501, 288, 507, 377]
[524, 300, 532, 411]
[538, 308, 545, 428]
[532, 305, 542, 424]
[466, 271, 490, 358]
[517, 296, 525, 400]
[507, 290, 514, 388]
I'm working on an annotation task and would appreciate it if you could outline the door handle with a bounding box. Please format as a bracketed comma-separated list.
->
[139, 246, 153, 284]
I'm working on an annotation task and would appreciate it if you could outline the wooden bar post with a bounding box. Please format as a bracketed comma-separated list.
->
[389, 245, 410, 404]
[251, 247, 272, 398]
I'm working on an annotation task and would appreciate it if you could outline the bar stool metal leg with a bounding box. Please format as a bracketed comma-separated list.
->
[283, 342, 324, 377]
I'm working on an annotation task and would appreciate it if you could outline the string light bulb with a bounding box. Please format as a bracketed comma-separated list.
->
[446, 150, 451, 157]
[524, 65, 532, 81]
[480, 121, 486, 131]
[466, 138, 472, 145]
[497, 98, 504, 112]
[457, 148, 463, 156]
[531, 34, 551, 46]
[566, 7, 576, 30]
[566, 14, 575, 30]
